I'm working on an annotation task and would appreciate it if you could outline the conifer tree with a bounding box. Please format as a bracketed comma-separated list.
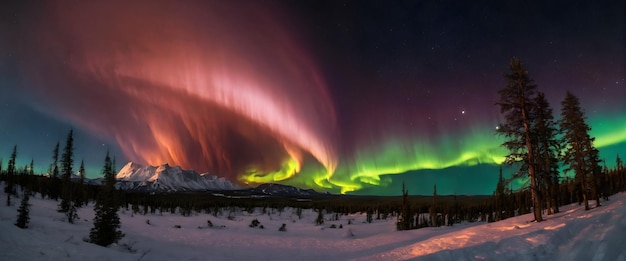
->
[50, 142, 60, 178]
[314, 209, 324, 225]
[617, 154, 625, 191]
[532, 92, 561, 214]
[27, 159, 35, 194]
[89, 151, 124, 246]
[396, 182, 411, 230]
[559, 91, 602, 210]
[29, 159, 34, 176]
[74, 160, 86, 207]
[49, 142, 60, 200]
[6, 145, 17, 206]
[58, 130, 76, 217]
[496, 57, 543, 222]
[6, 145, 17, 194]
[494, 166, 507, 221]
[430, 184, 438, 227]
[15, 189, 31, 229]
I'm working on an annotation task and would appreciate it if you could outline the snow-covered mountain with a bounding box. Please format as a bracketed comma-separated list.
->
[115, 162, 239, 192]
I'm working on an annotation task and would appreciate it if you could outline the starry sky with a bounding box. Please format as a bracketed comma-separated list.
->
[0, 0, 624, 195]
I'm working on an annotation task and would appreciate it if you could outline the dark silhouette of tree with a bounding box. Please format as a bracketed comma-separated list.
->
[396, 182, 411, 230]
[29, 159, 34, 176]
[494, 166, 507, 221]
[5, 145, 17, 206]
[74, 160, 86, 208]
[15, 188, 31, 229]
[532, 92, 561, 214]
[49, 142, 60, 200]
[430, 184, 438, 227]
[366, 209, 373, 223]
[58, 130, 77, 220]
[50, 142, 60, 178]
[496, 57, 543, 222]
[617, 154, 625, 191]
[559, 91, 602, 210]
[315, 208, 324, 225]
[89, 151, 124, 246]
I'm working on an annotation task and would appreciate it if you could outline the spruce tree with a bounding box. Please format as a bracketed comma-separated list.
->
[430, 184, 438, 227]
[51, 142, 60, 178]
[74, 160, 86, 207]
[29, 159, 34, 176]
[6, 145, 17, 194]
[496, 57, 543, 222]
[617, 154, 625, 191]
[494, 166, 507, 221]
[15, 188, 31, 229]
[532, 92, 561, 214]
[6, 145, 17, 206]
[396, 182, 411, 230]
[49, 142, 60, 200]
[89, 151, 124, 246]
[58, 130, 76, 219]
[559, 91, 602, 210]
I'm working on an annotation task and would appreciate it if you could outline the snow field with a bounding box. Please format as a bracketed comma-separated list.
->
[1, 190, 626, 260]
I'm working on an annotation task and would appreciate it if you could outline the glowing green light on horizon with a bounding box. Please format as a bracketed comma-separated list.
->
[238, 114, 625, 195]
[590, 115, 626, 149]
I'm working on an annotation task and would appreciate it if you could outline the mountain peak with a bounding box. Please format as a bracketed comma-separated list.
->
[116, 161, 239, 192]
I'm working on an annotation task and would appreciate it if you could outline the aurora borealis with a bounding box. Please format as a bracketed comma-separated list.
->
[1, 1, 624, 195]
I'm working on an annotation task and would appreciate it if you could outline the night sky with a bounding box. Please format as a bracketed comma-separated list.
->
[1, 0, 624, 195]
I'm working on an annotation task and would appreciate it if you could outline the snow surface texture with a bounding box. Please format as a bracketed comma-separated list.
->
[1, 189, 626, 260]
[115, 162, 239, 192]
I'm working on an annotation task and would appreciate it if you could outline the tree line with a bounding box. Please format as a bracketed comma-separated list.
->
[0, 130, 124, 247]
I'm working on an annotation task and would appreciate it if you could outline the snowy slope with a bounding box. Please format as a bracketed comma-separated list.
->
[115, 162, 239, 192]
[1, 187, 625, 260]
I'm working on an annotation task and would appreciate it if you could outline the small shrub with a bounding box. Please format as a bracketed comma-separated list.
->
[249, 219, 260, 228]
[315, 209, 324, 225]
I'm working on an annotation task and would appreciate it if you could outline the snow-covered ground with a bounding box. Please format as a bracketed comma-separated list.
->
[1, 190, 625, 261]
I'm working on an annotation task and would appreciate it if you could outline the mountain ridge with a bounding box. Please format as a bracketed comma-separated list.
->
[113, 162, 326, 197]
[115, 162, 239, 192]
